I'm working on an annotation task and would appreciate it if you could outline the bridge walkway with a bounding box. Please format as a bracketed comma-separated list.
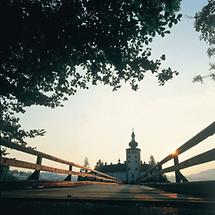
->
[1, 184, 215, 215]
[1, 184, 212, 204]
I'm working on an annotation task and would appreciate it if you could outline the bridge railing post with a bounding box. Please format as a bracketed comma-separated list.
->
[158, 164, 162, 181]
[64, 164, 72, 181]
[28, 155, 42, 180]
[85, 169, 88, 181]
[94, 172, 97, 182]
[173, 154, 181, 183]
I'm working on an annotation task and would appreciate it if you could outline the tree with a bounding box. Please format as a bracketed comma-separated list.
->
[78, 156, 90, 181]
[0, 165, 16, 181]
[149, 155, 156, 166]
[0, 0, 182, 144]
[95, 159, 103, 169]
[193, 0, 215, 83]
[83, 157, 90, 169]
[146, 155, 169, 183]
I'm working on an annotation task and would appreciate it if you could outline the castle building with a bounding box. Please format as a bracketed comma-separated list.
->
[126, 131, 141, 183]
[95, 131, 152, 183]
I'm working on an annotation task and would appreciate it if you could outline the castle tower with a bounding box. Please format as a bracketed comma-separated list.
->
[126, 130, 141, 183]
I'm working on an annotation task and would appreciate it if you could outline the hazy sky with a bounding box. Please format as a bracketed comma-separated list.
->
[8, 0, 215, 177]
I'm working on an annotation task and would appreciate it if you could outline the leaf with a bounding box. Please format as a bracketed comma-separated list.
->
[177, 14, 182, 19]
[160, 55, 166, 61]
[168, 22, 173, 28]
[0, 0, 182, 146]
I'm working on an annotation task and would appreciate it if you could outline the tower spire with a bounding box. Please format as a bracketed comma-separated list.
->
[129, 129, 138, 148]
[131, 129, 135, 141]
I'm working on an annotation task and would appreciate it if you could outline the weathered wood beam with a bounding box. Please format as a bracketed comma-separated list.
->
[139, 121, 215, 180]
[178, 171, 188, 182]
[64, 165, 72, 181]
[138, 148, 215, 182]
[0, 157, 119, 183]
[0, 139, 119, 181]
[147, 181, 215, 198]
[0, 181, 118, 191]
[173, 155, 180, 183]
[28, 156, 42, 180]
[162, 148, 215, 173]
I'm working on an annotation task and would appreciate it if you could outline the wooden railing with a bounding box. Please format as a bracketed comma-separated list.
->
[0, 139, 121, 184]
[137, 121, 215, 183]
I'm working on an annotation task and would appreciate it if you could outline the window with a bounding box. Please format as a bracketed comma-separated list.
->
[135, 168, 137, 171]
[135, 160, 137, 163]
[128, 168, 131, 170]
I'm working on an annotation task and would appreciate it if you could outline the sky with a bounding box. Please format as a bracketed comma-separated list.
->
[8, 0, 215, 177]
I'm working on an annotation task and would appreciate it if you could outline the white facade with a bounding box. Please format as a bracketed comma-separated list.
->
[126, 148, 141, 183]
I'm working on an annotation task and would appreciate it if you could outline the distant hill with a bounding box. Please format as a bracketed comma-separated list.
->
[186, 168, 215, 181]
[39, 172, 78, 181]
[167, 168, 215, 182]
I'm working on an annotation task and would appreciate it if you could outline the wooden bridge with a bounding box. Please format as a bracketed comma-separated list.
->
[1, 122, 215, 215]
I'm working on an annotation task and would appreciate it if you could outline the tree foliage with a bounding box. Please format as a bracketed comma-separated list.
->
[149, 155, 156, 166]
[95, 159, 103, 169]
[193, 0, 215, 83]
[79, 157, 90, 173]
[83, 157, 90, 168]
[0, 165, 16, 181]
[0, 0, 182, 144]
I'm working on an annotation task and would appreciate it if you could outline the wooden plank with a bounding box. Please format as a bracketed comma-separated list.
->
[173, 155, 180, 182]
[148, 181, 215, 198]
[139, 148, 215, 182]
[0, 139, 119, 182]
[1, 184, 214, 203]
[161, 121, 215, 165]
[177, 122, 215, 154]
[0, 139, 71, 165]
[162, 148, 215, 173]
[0, 181, 117, 191]
[0, 157, 119, 183]
[28, 155, 42, 180]
[139, 122, 215, 179]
